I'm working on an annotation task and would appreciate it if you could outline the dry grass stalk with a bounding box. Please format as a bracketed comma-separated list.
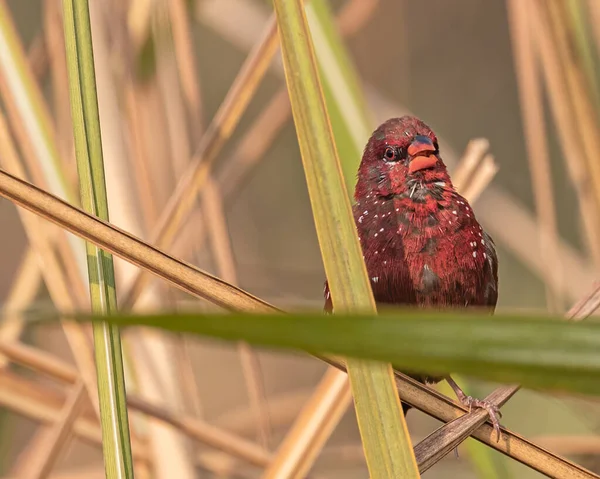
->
[414, 385, 519, 473]
[450, 138, 490, 191]
[312, 354, 600, 479]
[43, 0, 74, 174]
[0, 167, 278, 313]
[398, 281, 600, 477]
[0, 370, 148, 462]
[544, 1, 600, 214]
[201, 0, 597, 305]
[120, 13, 280, 310]
[2, 81, 599, 479]
[167, 0, 203, 134]
[261, 368, 351, 479]
[530, 0, 600, 265]
[0, 109, 99, 414]
[0, 248, 41, 367]
[202, 178, 272, 448]
[163, 0, 272, 445]
[0, 339, 272, 467]
[27, 32, 48, 81]
[17, 381, 86, 479]
[588, 0, 600, 54]
[507, 0, 564, 312]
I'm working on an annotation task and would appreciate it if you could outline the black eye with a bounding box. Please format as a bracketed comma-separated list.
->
[383, 146, 397, 162]
[433, 140, 439, 151]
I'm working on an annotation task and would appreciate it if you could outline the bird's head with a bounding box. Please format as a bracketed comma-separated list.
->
[355, 116, 451, 201]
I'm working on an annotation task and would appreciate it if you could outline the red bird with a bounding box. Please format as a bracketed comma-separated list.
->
[324, 116, 501, 434]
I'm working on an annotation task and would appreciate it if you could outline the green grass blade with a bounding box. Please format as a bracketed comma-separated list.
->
[305, 0, 372, 193]
[62, 1, 134, 477]
[0, 3, 87, 279]
[62, 309, 600, 397]
[273, 1, 419, 476]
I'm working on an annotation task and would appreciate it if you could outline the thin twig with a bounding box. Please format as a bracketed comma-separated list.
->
[0, 339, 272, 467]
[202, 178, 273, 448]
[17, 381, 86, 479]
[261, 368, 351, 479]
[414, 385, 519, 473]
[508, 0, 565, 312]
[0, 248, 41, 368]
[120, 13, 280, 310]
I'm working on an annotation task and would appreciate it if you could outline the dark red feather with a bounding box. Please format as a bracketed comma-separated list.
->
[324, 116, 498, 404]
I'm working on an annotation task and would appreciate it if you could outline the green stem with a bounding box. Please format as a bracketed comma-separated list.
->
[272, 1, 420, 477]
[62, 1, 134, 477]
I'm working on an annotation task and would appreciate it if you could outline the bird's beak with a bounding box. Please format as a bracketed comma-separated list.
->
[408, 135, 438, 174]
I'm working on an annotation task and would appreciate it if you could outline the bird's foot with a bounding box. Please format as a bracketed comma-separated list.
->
[459, 395, 502, 441]
[445, 376, 503, 442]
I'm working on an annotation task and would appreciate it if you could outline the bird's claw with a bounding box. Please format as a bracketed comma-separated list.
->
[461, 395, 503, 442]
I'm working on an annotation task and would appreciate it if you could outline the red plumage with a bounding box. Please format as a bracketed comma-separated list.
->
[323, 116, 501, 433]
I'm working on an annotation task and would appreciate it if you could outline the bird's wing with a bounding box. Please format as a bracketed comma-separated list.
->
[323, 281, 333, 314]
[482, 231, 499, 310]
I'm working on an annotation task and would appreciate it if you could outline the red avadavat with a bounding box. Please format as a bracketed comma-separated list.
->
[324, 116, 501, 434]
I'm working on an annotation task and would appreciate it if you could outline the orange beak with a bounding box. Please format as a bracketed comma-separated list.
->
[408, 136, 438, 174]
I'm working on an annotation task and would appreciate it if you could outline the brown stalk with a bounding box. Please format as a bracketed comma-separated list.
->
[313, 349, 600, 479]
[164, 0, 272, 449]
[0, 369, 148, 462]
[414, 385, 519, 473]
[450, 138, 490, 191]
[218, 86, 291, 198]
[390, 280, 600, 477]
[218, 0, 379, 197]
[202, 179, 272, 448]
[123, 83, 161, 227]
[0, 168, 279, 313]
[261, 368, 351, 479]
[43, 0, 74, 174]
[2, 113, 599, 477]
[588, 0, 600, 54]
[0, 110, 99, 414]
[120, 13, 280, 310]
[211, 4, 380, 469]
[0, 340, 271, 467]
[459, 154, 499, 205]
[508, 0, 564, 312]
[533, 0, 600, 265]
[213, 388, 313, 435]
[200, 0, 597, 304]
[17, 381, 86, 479]
[127, 0, 153, 51]
[0, 248, 41, 367]
[263, 136, 496, 479]
[3, 327, 596, 479]
[27, 32, 48, 81]
[167, 0, 203, 134]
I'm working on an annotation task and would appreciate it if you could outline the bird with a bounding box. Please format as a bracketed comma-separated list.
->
[323, 115, 501, 436]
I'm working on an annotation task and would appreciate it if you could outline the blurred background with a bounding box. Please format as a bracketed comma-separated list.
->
[0, 0, 598, 477]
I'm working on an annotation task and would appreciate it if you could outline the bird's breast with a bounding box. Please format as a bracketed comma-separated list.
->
[355, 193, 495, 308]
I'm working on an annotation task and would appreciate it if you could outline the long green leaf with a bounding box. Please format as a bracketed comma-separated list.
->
[272, 1, 419, 477]
[305, 0, 372, 193]
[62, 1, 134, 477]
[59, 310, 600, 396]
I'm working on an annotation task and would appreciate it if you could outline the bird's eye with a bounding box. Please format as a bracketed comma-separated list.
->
[383, 146, 398, 162]
[433, 140, 439, 151]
